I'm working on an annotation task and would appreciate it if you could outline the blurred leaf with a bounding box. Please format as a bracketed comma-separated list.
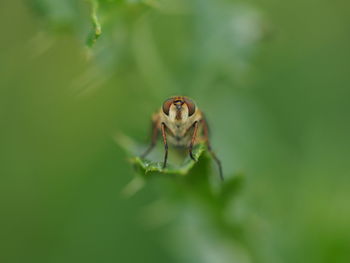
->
[86, 0, 102, 47]
[28, 0, 79, 30]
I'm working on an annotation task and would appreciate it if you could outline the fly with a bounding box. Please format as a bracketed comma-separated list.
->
[141, 96, 223, 180]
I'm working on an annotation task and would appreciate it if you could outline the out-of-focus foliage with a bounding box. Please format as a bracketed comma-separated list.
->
[1, 0, 350, 263]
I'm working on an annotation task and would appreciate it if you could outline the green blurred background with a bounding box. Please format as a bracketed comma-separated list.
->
[1, 0, 350, 262]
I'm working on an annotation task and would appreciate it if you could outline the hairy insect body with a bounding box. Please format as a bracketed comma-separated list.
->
[142, 96, 223, 180]
[159, 110, 202, 147]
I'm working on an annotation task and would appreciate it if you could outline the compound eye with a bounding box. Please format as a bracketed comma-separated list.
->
[162, 98, 174, 115]
[184, 97, 196, 116]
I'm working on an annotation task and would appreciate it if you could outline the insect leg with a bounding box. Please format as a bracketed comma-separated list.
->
[201, 117, 224, 180]
[189, 121, 199, 161]
[161, 122, 168, 169]
[141, 119, 159, 158]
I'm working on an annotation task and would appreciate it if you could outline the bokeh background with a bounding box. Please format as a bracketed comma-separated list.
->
[1, 0, 350, 262]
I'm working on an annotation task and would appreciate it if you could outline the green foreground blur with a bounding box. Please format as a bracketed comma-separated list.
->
[1, 1, 350, 263]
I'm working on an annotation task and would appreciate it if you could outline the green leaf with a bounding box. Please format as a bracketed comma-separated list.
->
[130, 143, 206, 175]
[115, 133, 245, 204]
[115, 133, 206, 176]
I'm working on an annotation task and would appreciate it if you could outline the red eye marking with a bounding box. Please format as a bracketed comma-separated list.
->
[162, 98, 174, 115]
[184, 97, 196, 116]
